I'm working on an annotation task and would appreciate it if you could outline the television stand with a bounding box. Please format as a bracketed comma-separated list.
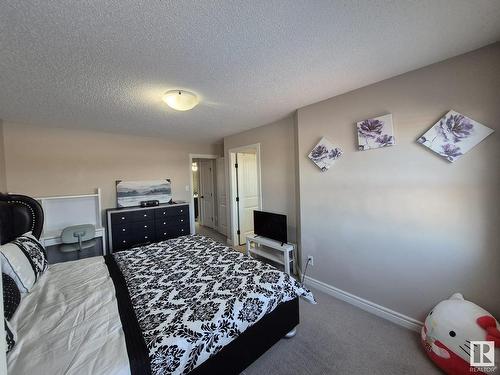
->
[246, 234, 296, 275]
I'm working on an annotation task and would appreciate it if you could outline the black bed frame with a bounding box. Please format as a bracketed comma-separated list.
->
[0, 193, 44, 245]
[0, 193, 300, 375]
[191, 297, 299, 375]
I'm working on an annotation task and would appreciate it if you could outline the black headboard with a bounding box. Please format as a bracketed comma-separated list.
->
[0, 194, 44, 245]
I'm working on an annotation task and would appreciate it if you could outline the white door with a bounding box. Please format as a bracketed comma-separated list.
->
[199, 159, 215, 229]
[236, 152, 259, 245]
[216, 157, 227, 236]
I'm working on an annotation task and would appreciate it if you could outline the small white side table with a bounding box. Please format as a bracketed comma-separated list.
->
[246, 234, 296, 275]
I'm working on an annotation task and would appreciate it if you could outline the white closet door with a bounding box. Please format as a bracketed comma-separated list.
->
[216, 157, 227, 236]
[199, 159, 215, 229]
[237, 152, 259, 244]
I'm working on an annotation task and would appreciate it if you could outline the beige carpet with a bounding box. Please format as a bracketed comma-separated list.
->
[242, 287, 441, 375]
[195, 223, 247, 253]
[194, 224, 439, 374]
[195, 222, 228, 243]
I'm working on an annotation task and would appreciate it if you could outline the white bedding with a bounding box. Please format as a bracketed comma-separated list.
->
[7, 257, 130, 375]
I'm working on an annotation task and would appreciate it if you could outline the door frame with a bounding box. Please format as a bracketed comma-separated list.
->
[215, 157, 228, 237]
[198, 159, 216, 229]
[227, 143, 262, 247]
[189, 154, 219, 236]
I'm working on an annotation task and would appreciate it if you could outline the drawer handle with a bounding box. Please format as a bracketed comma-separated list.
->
[122, 228, 126, 232]
[180, 219, 184, 222]
[163, 211, 166, 215]
[143, 214, 147, 217]
[121, 217, 125, 220]
[163, 232, 166, 235]
[181, 229, 184, 232]
[163, 222, 166, 225]
[144, 236, 148, 239]
[180, 209, 183, 213]
[144, 225, 148, 228]
[122, 240, 126, 243]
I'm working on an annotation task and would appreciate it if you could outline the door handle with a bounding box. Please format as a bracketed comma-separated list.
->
[201, 195, 204, 198]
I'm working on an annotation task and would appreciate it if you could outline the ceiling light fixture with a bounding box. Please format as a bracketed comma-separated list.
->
[162, 90, 199, 111]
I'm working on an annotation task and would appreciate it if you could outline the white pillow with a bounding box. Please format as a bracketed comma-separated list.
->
[0, 232, 48, 293]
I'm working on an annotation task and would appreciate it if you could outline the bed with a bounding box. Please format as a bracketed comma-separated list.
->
[1, 194, 314, 374]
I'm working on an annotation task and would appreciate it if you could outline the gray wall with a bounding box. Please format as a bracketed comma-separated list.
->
[224, 117, 297, 242]
[296, 43, 500, 321]
[0, 121, 6, 192]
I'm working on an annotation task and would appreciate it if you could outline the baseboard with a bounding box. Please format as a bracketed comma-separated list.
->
[303, 275, 423, 332]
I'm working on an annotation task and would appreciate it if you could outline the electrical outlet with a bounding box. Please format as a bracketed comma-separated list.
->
[307, 255, 314, 266]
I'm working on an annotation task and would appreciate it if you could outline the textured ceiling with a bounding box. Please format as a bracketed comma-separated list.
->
[1, 1, 499, 143]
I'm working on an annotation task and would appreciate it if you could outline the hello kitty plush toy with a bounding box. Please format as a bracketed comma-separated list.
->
[422, 293, 500, 375]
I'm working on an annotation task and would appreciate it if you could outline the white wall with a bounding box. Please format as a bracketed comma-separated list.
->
[296, 43, 500, 320]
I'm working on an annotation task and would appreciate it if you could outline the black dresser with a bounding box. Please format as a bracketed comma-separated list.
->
[106, 203, 190, 252]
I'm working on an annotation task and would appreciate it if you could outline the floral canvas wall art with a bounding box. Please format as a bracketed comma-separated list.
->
[357, 114, 395, 151]
[417, 110, 494, 162]
[308, 137, 343, 172]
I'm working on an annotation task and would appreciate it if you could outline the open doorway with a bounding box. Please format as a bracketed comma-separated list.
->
[193, 158, 215, 229]
[228, 144, 262, 246]
[189, 154, 228, 244]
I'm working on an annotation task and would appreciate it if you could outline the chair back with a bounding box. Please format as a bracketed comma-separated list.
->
[61, 224, 96, 244]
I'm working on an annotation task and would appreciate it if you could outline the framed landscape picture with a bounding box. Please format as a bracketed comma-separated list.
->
[116, 179, 172, 207]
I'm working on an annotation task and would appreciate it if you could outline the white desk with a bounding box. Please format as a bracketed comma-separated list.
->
[245, 234, 296, 275]
[36, 189, 107, 254]
[40, 227, 107, 253]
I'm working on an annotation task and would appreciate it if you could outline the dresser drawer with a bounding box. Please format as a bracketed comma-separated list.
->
[156, 213, 188, 229]
[111, 211, 137, 223]
[112, 220, 154, 238]
[154, 205, 188, 219]
[113, 233, 154, 250]
[156, 225, 189, 241]
[113, 237, 136, 251]
[111, 209, 153, 223]
[112, 221, 155, 248]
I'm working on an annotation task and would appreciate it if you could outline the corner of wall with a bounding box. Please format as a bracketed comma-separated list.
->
[0, 120, 7, 193]
[292, 111, 303, 266]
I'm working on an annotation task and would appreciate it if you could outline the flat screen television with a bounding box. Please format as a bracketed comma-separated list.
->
[253, 210, 287, 244]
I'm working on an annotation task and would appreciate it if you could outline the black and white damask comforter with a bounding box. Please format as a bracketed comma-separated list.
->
[112, 235, 315, 375]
